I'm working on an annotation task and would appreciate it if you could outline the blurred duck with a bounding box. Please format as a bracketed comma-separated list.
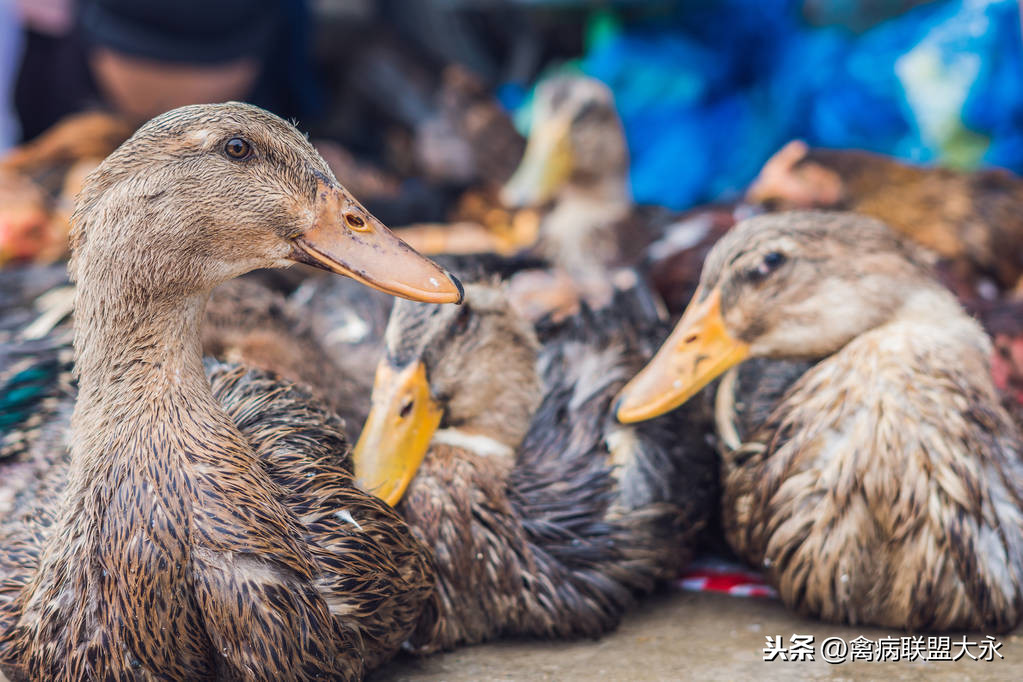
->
[0, 111, 134, 267]
[500, 75, 729, 307]
[394, 65, 543, 258]
[983, 298, 1023, 426]
[287, 252, 570, 444]
[617, 211, 1023, 632]
[747, 140, 1023, 294]
[414, 64, 526, 189]
[352, 274, 717, 652]
[501, 76, 634, 277]
[0, 103, 469, 679]
[201, 277, 379, 432]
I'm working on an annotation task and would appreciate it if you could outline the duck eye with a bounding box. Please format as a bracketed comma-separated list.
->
[750, 251, 786, 280]
[224, 137, 252, 160]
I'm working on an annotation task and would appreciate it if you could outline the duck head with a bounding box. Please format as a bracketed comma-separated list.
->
[745, 140, 846, 211]
[616, 211, 938, 422]
[69, 102, 463, 304]
[353, 282, 541, 505]
[500, 76, 628, 209]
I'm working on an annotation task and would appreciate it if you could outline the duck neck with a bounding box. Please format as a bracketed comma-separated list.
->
[68, 274, 227, 494]
[428, 351, 542, 468]
[891, 283, 991, 353]
[542, 179, 631, 276]
[445, 379, 541, 460]
[73, 283, 210, 419]
[551, 177, 632, 227]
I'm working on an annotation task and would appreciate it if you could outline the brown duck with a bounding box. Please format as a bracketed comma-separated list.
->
[352, 272, 717, 652]
[617, 210, 1023, 632]
[0, 102, 465, 680]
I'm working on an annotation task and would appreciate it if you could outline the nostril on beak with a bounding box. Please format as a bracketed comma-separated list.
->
[345, 213, 369, 231]
[399, 397, 414, 419]
[684, 334, 698, 344]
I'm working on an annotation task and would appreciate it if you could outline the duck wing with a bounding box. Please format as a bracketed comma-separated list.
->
[205, 361, 435, 673]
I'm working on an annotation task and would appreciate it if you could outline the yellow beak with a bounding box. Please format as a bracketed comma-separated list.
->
[500, 117, 573, 208]
[352, 360, 442, 506]
[616, 287, 750, 423]
[291, 179, 464, 304]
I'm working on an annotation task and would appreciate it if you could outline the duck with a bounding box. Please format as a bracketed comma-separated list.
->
[413, 64, 526, 190]
[616, 210, 1023, 632]
[0, 101, 467, 680]
[746, 140, 1023, 294]
[499, 75, 730, 309]
[351, 271, 718, 652]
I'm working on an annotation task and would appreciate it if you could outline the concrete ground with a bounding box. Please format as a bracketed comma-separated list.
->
[374, 590, 1023, 681]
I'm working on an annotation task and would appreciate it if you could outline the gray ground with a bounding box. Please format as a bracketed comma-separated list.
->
[375, 590, 1023, 681]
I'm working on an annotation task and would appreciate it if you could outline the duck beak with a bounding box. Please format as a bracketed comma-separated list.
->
[352, 360, 442, 506]
[500, 117, 572, 208]
[616, 288, 750, 423]
[292, 182, 463, 304]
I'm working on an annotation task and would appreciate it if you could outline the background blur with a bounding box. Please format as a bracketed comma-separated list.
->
[2, 0, 1023, 213]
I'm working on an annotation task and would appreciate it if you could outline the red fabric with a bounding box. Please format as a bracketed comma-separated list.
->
[675, 559, 778, 599]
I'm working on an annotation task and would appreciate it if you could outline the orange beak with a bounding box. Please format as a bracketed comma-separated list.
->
[291, 180, 463, 304]
[352, 360, 442, 506]
[616, 287, 750, 423]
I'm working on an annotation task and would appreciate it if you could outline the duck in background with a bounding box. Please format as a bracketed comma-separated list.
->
[0, 102, 468, 680]
[286, 252, 564, 444]
[414, 64, 526, 193]
[500, 75, 732, 311]
[390, 64, 544, 258]
[617, 211, 1023, 632]
[747, 140, 1023, 297]
[351, 268, 718, 652]
[0, 111, 134, 267]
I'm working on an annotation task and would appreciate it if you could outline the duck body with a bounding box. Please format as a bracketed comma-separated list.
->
[286, 274, 397, 439]
[202, 276, 375, 432]
[618, 211, 1023, 632]
[0, 102, 465, 680]
[721, 294, 1023, 631]
[355, 278, 718, 652]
